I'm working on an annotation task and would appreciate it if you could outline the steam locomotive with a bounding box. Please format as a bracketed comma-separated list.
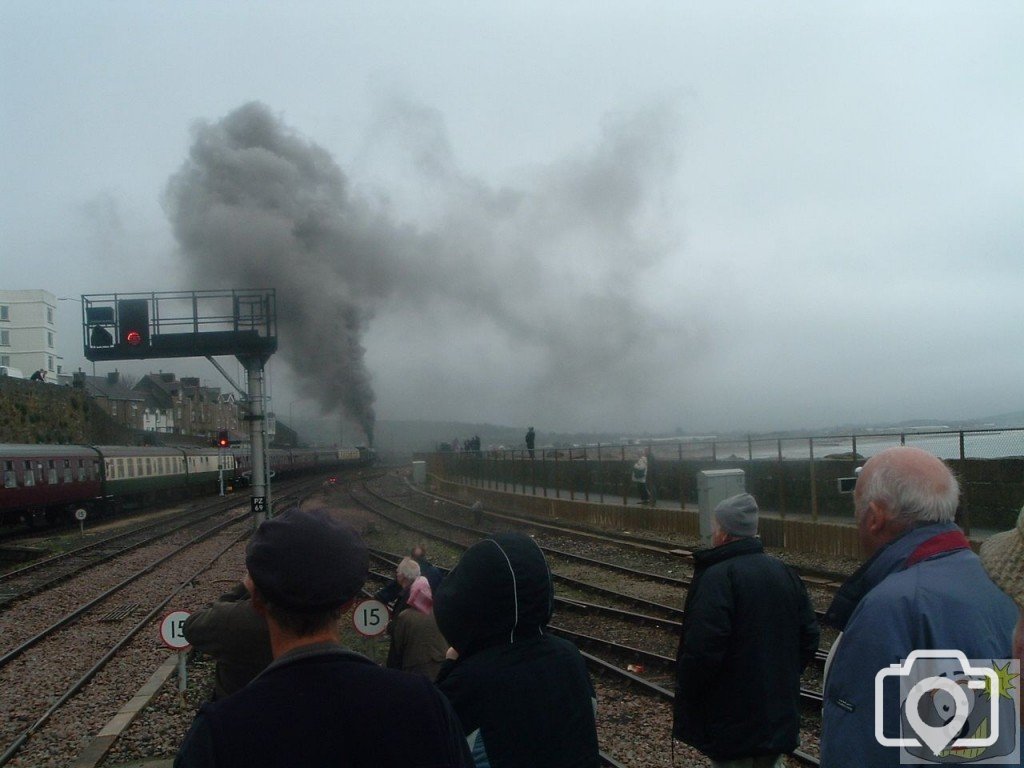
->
[0, 443, 374, 527]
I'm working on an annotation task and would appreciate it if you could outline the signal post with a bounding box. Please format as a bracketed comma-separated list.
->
[82, 289, 278, 527]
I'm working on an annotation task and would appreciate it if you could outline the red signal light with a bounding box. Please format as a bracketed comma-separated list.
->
[126, 330, 143, 346]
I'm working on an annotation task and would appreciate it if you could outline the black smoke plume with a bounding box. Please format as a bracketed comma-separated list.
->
[164, 100, 688, 436]
[164, 102, 388, 442]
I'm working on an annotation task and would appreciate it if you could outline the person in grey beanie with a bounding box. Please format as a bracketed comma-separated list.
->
[673, 493, 819, 767]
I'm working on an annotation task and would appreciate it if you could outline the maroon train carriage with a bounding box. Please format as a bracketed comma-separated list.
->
[0, 444, 103, 526]
[0, 440, 376, 528]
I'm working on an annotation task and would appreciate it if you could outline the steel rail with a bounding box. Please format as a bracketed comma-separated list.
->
[581, 647, 822, 766]
[407, 479, 849, 592]
[359, 486, 833, 662]
[0, 500, 244, 605]
[398, 479, 836, 617]
[0, 509, 251, 670]
[357, 482, 691, 590]
[0, 527, 253, 767]
[0, 499, 235, 582]
[361, 514, 823, 767]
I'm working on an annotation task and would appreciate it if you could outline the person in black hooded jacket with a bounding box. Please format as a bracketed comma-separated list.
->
[433, 532, 600, 768]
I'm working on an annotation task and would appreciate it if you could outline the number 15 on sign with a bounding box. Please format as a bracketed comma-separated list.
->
[352, 599, 390, 637]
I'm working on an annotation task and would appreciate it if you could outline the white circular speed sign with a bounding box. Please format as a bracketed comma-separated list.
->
[75, 508, 87, 521]
[352, 599, 390, 637]
[160, 611, 192, 650]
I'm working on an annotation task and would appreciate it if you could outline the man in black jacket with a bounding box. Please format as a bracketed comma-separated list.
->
[174, 509, 471, 768]
[674, 493, 819, 767]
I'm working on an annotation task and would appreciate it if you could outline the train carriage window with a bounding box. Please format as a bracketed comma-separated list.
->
[145, 458, 152, 476]
[4, 461, 15, 488]
[64, 459, 72, 483]
[48, 460, 57, 484]
[23, 461, 35, 486]
[137, 458, 143, 476]
[78, 459, 86, 482]
[93, 460, 100, 480]
[128, 458, 135, 478]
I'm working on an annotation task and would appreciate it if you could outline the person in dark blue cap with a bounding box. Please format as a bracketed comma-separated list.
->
[175, 508, 472, 768]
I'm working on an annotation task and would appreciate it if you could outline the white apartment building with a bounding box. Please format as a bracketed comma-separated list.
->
[0, 289, 59, 378]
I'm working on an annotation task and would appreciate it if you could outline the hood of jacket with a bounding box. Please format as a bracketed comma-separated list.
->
[434, 532, 554, 656]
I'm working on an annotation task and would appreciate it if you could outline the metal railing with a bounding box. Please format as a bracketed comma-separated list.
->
[435, 427, 1024, 534]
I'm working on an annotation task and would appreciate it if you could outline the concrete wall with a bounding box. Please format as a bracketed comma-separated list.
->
[429, 473, 865, 559]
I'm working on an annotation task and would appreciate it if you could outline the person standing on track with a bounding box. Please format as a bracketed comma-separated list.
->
[174, 508, 471, 768]
[386, 570, 448, 680]
[820, 447, 1017, 767]
[182, 581, 272, 700]
[673, 493, 819, 768]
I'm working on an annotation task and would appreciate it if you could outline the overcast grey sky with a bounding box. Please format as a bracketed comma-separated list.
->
[2, 2, 1021, 439]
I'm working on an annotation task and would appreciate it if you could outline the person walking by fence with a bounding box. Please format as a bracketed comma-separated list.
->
[631, 451, 650, 504]
[525, 427, 535, 459]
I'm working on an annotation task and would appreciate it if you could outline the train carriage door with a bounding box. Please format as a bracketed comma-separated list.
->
[47, 460, 57, 484]
[78, 459, 86, 482]
[23, 461, 35, 487]
[3, 461, 15, 488]
[64, 459, 72, 483]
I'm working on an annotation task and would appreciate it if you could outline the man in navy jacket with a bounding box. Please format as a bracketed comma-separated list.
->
[174, 509, 471, 768]
[674, 493, 820, 767]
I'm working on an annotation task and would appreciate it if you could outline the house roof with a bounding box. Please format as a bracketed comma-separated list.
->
[83, 375, 146, 402]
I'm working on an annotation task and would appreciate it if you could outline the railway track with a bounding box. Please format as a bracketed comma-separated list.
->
[364, 532, 822, 768]
[0, 477, 327, 767]
[0, 497, 245, 607]
[365, 480, 838, 623]
[409, 480, 850, 591]
[353, 478, 834, 664]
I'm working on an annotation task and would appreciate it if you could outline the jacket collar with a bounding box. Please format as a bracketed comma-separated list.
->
[824, 521, 966, 630]
[693, 536, 764, 571]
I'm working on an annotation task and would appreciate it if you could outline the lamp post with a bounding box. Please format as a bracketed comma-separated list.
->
[59, 297, 96, 376]
[288, 398, 308, 446]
